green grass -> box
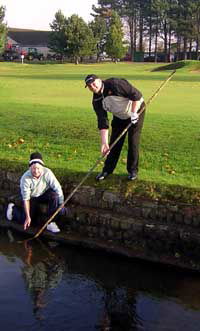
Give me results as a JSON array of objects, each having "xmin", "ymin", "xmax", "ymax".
[
  {"xmin": 0, "ymin": 61, "xmax": 199, "ymax": 203},
  {"xmin": 152, "ymin": 59, "xmax": 200, "ymax": 72}
]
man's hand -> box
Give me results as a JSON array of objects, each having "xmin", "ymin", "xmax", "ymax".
[
  {"xmin": 100, "ymin": 129, "xmax": 109, "ymax": 156},
  {"xmin": 24, "ymin": 216, "xmax": 31, "ymax": 230},
  {"xmin": 131, "ymin": 112, "xmax": 139, "ymax": 124},
  {"xmin": 101, "ymin": 143, "xmax": 110, "ymax": 156}
]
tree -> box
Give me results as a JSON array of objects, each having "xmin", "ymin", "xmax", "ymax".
[
  {"xmin": 121, "ymin": 0, "xmax": 139, "ymax": 61},
  {"xmin": 89, "ymin": 16, "xmax": 107, "ymax": 61},
  {"xmin": 173, "ymin": 0, "xmax": 197, "ymax": 60},
  {"xmin": 0, "ymin": 6, "xmax": 7, "ymax": 54},
  {"xmin": 193, "ymin": 0, "xmax": 200, "ymax": 60},
  {"xmin": 49, "ymin": 10, "xmax": 68, "ymax": 58},
  {"xmin": 65, "ymin": 15, "xmax": 96, "ymax": 64},
  {"xmin": 105, "ymin": 11, "xmax": 127, "ymax": 61},
  {"xmin": 92, "ymin": 0, "xmax": 138, "ymax": 60}
]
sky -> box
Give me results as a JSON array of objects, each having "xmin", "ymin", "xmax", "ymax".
[{"xmin": 1, "ymin": 0, "xmax": 98, "ymax": 30}]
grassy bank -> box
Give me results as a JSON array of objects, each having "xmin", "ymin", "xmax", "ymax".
[{"xmin": 0, "ymin": 61, "xmax": 199, "ymax": 202}]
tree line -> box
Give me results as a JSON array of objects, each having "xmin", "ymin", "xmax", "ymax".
[
  {"xmin": 93, "ymin": 0, "xmax": 200, "ymax": 61},
  {"xmin": 49, "ymin": 0, "xmax": 200, "ymax": 62},
  {"xmin": 48, "ymin": 9, "xmax": 126, "ymax": 63},
  {"xmin": 1, "ymin": 1, "xmax": 200, "ymax": 62}
]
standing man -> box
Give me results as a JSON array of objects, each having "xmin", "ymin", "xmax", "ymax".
[
  {"xmin": 85, "ymin": 74, "xmax": 145, "ymax": 181},
  {"xmin": 6, "ymin": 152, "xmax": 67, "ymax": 233}
]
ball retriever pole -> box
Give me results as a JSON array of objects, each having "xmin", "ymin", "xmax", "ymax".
[{"xmin": 20, "ymin": 70, "xmax": 176, "ymax": 243}]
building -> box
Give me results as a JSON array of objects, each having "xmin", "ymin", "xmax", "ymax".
[{"xmin": 6, "ymin": 28, "xmax": 52, "ymax": 57}]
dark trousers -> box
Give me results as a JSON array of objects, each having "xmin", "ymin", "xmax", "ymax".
[
  {"xmin": 13, "ymin": 189, "xmax": 62, "ymax": 225},
  {"xmin": 103, "ymin": 110, "xmax": 145, "ymax": 174}
]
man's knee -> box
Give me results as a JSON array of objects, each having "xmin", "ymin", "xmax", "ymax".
[
  {"xmin": 42, "ymin": 189, "xmax": 59, "ymax": 202},
  {"xmin": 49, "ymin": 190, "xmax": 59, "ymax": 202}
]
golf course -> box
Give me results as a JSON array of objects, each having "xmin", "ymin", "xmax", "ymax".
[{"xmin": 0, "ymin": 60, "xmax": 199, "ymax": 202}]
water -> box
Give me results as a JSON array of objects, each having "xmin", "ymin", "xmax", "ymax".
[{"xmin": 1, "ymin": 228, "xmax": 200, "ymax": 331}]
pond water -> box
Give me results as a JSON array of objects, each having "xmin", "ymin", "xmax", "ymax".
[{"xmin": 1, "ymin": 228, "xmax": 200, "ymax": 331}]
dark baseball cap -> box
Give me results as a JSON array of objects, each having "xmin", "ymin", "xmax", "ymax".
[{"xmin": 85, "ymin": 74, "xmax": 99, "ymax": 87}]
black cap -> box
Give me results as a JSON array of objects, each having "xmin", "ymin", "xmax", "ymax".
[
  {"xmin": 85, "ymin": 74, "xmax": 98, "ymax": 87},
  {"xmin": 29, "ymin": 152, "xmax": 44, "ymax": 167}
]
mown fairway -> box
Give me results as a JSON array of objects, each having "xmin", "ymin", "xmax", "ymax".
[{"xmin": 0, "ymin": 61, "xmax": 199, "ymax": 196}]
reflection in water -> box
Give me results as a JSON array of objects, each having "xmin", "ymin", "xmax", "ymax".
[
  {"xmin": 99, "ymin": 288, "xmax": 143, "ymax": 331},
  {"xmin": 1, "ymin": 228, "xmax": 200, "ymax": 330},
  {"xmin": 22, "ymin": 240, "xmax": 65, "ymax": 321}
]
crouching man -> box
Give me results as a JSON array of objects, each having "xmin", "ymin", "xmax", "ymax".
[{"xmin": 6, "ymin": 152, "xmax": 67, "ymax": 233}]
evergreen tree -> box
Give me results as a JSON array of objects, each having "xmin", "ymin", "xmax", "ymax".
[
  {"xmin": 92, "ymin": 0, "xmax": 139, "ymax": 60},
  {"xmin": 89, "ymin": 16, "xmax": 107, "ymax": 61},
  {"xmin": 175, "ymin": 1, "xmax": 194, "ymax": 60},
  {"xmin": 0, "ymin": 6, "xmax": 7, "ymax": 54},
  {"xmin": 65, "ymin": 15, "xmax": 96, "ymax": 64},
  {"xmin": 49, "ymin": 10, "xmax": 68, "ymax": 58},
  {"xmin": 105, "ymin": 11, "xmax": 127, "ymax": 61},
  {"xmin": 193, "ymin": 0, "xmax": 200, "ymax": 59},
  {"xmin": 123, "ymin": 1, "xmax": 138, "ymax": 60}
]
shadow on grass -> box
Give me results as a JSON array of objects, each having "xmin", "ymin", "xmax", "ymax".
[
  {"xmin": 0, "ymin": 74, "xmax": 83, "ymax": 81},
  {"xmin": 152, "ymin": 60, "xmax": 200, "ymax": 73},
  {"xmin": 152, "ymin": 61, "xmax": 186, "ymax": 71},
  {"xmin": 1, "ymin": 72, "xmax": 200, "ymax": 83}
]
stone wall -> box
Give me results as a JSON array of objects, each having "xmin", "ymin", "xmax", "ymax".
[{"xmin": 1, "ymin": 169, "xmax": 200, "ymax": 272}]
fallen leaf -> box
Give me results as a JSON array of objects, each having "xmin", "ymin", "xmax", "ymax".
[{"xmin": 18, "ymin": 138, "xmax": 25, "ymax": 144}]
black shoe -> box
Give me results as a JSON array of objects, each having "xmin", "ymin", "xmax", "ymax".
[
  {"xmin": 128, "ymin": 172, "xmax": 137, "ymax": 181},
  {"xmin": 96, "ymin": 171, "xmax": 109, "ymax": 181}
]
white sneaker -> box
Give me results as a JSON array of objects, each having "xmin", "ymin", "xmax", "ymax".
[
  {"xmin": 46, "ymin": 222, "xmax": 60, "ymax": 233},
  {"xmin": 6, "ymin": 203, "xmax": 15, "ymax": 221}
]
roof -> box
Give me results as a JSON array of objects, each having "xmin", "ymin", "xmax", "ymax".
[{"xmin": 7, "ymin": 28, "xmax": 51, "ymax": 46}]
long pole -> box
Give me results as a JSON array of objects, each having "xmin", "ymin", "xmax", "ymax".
[{"xmin": 24, "ymin": 70, "xmax": 176, "ymax": 242}]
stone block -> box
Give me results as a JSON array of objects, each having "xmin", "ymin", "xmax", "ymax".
[
  {"xmin": 149, "ymin": 208, "xmax": 157, "ymax": 220},
  {"xmin": 75, "ymin": 212, "xmax": 86, "ymax": 224},
  {"xmin": 193, "ymin": 216, "xmax": 200, "ymax": 227},
  {"xmin": 141, "ymin": 208, "xmax": 151, "ymax": 219},
  {"xmin": 107, "ymin": 229, "xmax": 114, "ymax": 239},
  {"xmin": 99, "ymin": 227, "xmax": 106, "ymax": 239},
  {"xmin": 141, "ymin": 201, "xmax": 158, "ymax": 208},
  {"xmin": 102, "ymin": 191, "xmax": 120, "ymax": 209},
  {"xmin": 110, "ymin": 219, "xmax": 121, "ymax": 230},
  {"xmin": 175, "ymin": 213, "xmax": 183, "ymax": 224},
  {"xmin": 183, "ymin": 216, "xmax": 192, "ymax": 225},
  {"xmin": 179, "ymin": 230, "xmax": 191, "ymax": 242},
  {"xmin": 156, "ymin": 207, "xmax": 167, "ymax": 221},
  {"xmin": 6, "ymin": 172, "xmax": 20, "ymax": 184},
  {"xmin": 122, "ymin": 231, "xmax": 131, "ymax": 241},
  {"xmin": 92, "ymin": 226, "xmax": 98, "ymax": 235},
  {"xmin": 131, "ymin": 222, "xmax": 144, "ymax": 234},
  {"xmin": 166, "ymin": 211, "xmax": 174, "ymax": 223},
  {"xmin": 120, "ymin": 220, "xmax": 132, "ymax": 230},
  {"xmin": 168, "ymin": 205, "xmax": 179, "ymax": 212},
  {"xmin": 127, "ymin": 207, "xmax": 141, "ymax": 218}
]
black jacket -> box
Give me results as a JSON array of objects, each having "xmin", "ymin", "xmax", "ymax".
[{"xmin": 92, "ymin": 78, "xmax": 143, "ymax": 129}]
